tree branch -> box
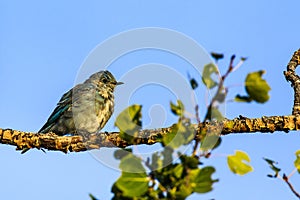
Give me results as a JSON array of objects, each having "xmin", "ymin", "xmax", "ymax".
[
  {"xmin": 284, "ymin": 48, "xmax": 300, "ymax": 115},
  {"xmin": 1, "ymin": 115, "xmax": 300, "ymax": 153},
  {"xmin": 1, "ymin": 49, "xmax": 300, "ymax": 153}
]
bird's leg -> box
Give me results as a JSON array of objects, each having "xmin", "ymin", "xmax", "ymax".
[{"xmin": 77, "ymin": 129, "xmax": 91, "ymax": 141}]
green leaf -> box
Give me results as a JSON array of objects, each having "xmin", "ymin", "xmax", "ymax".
[
  {"xmin": 215, "ymin": 89, "xmax": 227, "ymax": 103},
  {"xmin": 263, "ymin": 157, "xmax": 281, "ymax": 177},
  {"xmin": 179, "ymin": 154, "xmax": 200, "ymax": 169},
  {"xmin": 89, "ymin": 194, "xmax": 98, "ymax": 200},
  {"xmin": 206, "ymin": 107, "xmax": 224, "ymax": 121},
  {"xmin": 115, "ymin": 154, "xmax": 148, "ymax": 197},
  {"xmin": 162, "ymin": 122, "xmax": 194, "ymax": 149},
  {"xmin": 162, "ymin": 146, "xmax": 174, "ymax": 167},
  {"xmin": 119, "ymin": 153, "xmax": 146, "ymax": 173},
  {"xmin": 211, "ymin": 107, "xmax": 224, "ymax": 120},
  {"xmin": 115, "ymin": 104, "xmax": 142, "ymax": 142},
  {"xmin": 150, "ymin": 152, "xmax": 163, "ymax": 171},
  {"xmin": 202, "ymin": 63, "xmax": 219, "ymax": 89},
  {"xmin": 212, "ymin": 137, "xmax": 222, "ymax": 150},
  {"xmin": 173, "ymin": 164, "xmax": 184, "ymax": 178},
  {"xmin": 189, "ymin": 77, "xmax": 199, "ymax": 90},
  {"xmin": 191, "ymin": 166, "xmax": 218, "ymax": 193},
  {"xmin": 294, "ymin": 150, "xmax": 300, "ymax": 173},
  {"xmin": 114, "ymin": 149, "xmax": 132, "ymax": 160},
  {"xmin": 234, "ymin": 95, "xmax": 252, "ymax": 102},
  {"xmin": 201, "ymin": 135, "xmax": 222, "ymax": 152},
  {"xmin": 227, "ymin": 150, "xmax": 253, "ymax": 175},
  {"xmin": 210, "ymin": 52, "xmax": 224, "ymax": 61},
  {"xmin": 176, "ymin": 182, "xmax": 193, "ymax": 199},
  {"xmin": 241, "ymin": 57, "xmax": 247, "ymax": 61},
  {"xmin": 200, "ymin": 133, "xmax": 221, "ymax": 151},
  {"xmin": 245, "ymin": 70, "xmax": 271, "ymax": 103},
  {"xmin": 116, "ymin": 172, "xmax": 148, "ymax": 197},
  {"xmin": 179, "ymin": 121, "xmax": 195, "ymax": 145},
  {"xmin": 170, "ymin": 100, "xmax": 184, "ymax": 117},
  {"xmin": 162, "ymin": 126, "xmax": 184, "ymax": 149}
]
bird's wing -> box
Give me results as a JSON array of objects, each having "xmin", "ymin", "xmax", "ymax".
[{"xmin": 38, "ymin": 88, "xmax": 73, "ymax": 133}]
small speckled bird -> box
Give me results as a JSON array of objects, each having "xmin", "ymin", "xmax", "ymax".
[{"xmin": 39, "ymin": 70, "xmax": 123, "ymax": 136}]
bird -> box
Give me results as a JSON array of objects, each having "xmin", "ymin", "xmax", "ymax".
[{"xmin": 39, "ymin": 70, "xmax": 123, "ymax": 136}]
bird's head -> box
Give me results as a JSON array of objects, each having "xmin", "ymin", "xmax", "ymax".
[{"xmin": 86, "ymin": 70, "xmax": 123, "ymax": 90}]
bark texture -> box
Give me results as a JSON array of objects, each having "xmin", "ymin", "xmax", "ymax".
[{"xmin": 1, "ymin": 115, "xmax": 299, "ymax": 153}]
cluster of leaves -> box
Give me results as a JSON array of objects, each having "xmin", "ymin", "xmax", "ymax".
[
  {"xmin": 111, "ymin": 102, "xmax": 218, "ymax": 199},
  {"xmin": 208, "ymin": 53, "xmax": 271, "ymax": 106},
  {"xmin": 112, "ymin": 149, "xmax": 218, "ymax": 199},
  {"xmin": 263, "ymin": 151, "xmax": 300, "ymax": 198},
  {"xmin": 105, "ymin": 53, "xmax": 271, "ymax": 199},
  {"xmin": 264, "ymin": 150, "xmax": 300, "ymax": 178}
]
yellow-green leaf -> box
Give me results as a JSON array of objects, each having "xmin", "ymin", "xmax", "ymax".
[
  {"xmin": 89, "ymin": 194, "xmax": 98, "ymax": 200},
  {"xmin": 173, "ymin": 164, "xmax": 184, "ymax": 178},
  {"xmin": 170, "ymin": 100, "xmax": 184, "ymax": 117},
  {"xmin": 162, "ymin": 122, "xmax": 193, "ymax": 149},
  {"xmin": 202, "ymin": 63, "xmax": 219, "ymax": 89},
  {"xmin": 200, "ymin": 134, "xmax": 221, "ymax": 151},
  {"xmin": 210, "ymin": 107, "xmax": 224, "ymax": 120},
  {"xmin": 115, "ymin": 154, "xmax": 148, "ymax": 197},
  {"xmin": 245, "ymin": 70, "xmax": 271, "ymax": 103},
  {"xmin": 115, "ymin": 104, "xmax": 142, "ymax": 142},
  {"xmin": 294, "ymin": 150, "xmax": 300, "ymax": 173},
  {"xmin": 162, "ymin": 125, "xmax": 184, "ymax": 149},
  {"xmin": 227, "ymin": 150, "xmax": 253, "ymax": 175}
]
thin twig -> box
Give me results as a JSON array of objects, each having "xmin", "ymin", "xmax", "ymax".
[
  {"xmin": 192, "ymin": 105, "xmax": 201, "ymax": 156},
  {"xmin": 193, "ymin": 55, "xmax": 235, "ymax": 156},
  {"xmin": 283, "ymin": 174, "xmax": 300, "ymax": 199}
]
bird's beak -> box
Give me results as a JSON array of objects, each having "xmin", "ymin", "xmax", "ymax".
[{"xmin": 116, "ymin": 81, "xmax": 124, "ymax": 85}]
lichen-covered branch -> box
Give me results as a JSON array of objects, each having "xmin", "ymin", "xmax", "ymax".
[
  {"xmin": 1, "ymin": 115, "xmax": 300, "ymax": 153},
  {"xmin": 284, "ymin": 48, "xmax": 300, "ymax": 115}
]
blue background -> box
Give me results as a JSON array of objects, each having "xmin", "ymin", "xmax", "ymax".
[{"xmin": 1, "ymin": 1, "xmax": 300, "ymax": 199}]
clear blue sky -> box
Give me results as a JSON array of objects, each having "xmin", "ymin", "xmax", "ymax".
[{"xmin": 1, "ymin": 1, "xmax": 300, "ymax": 200}]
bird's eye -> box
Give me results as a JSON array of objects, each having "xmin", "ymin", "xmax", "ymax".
[{"xmin": 102, "ymin": 78, "xmax": 108, "ymax": 84}]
